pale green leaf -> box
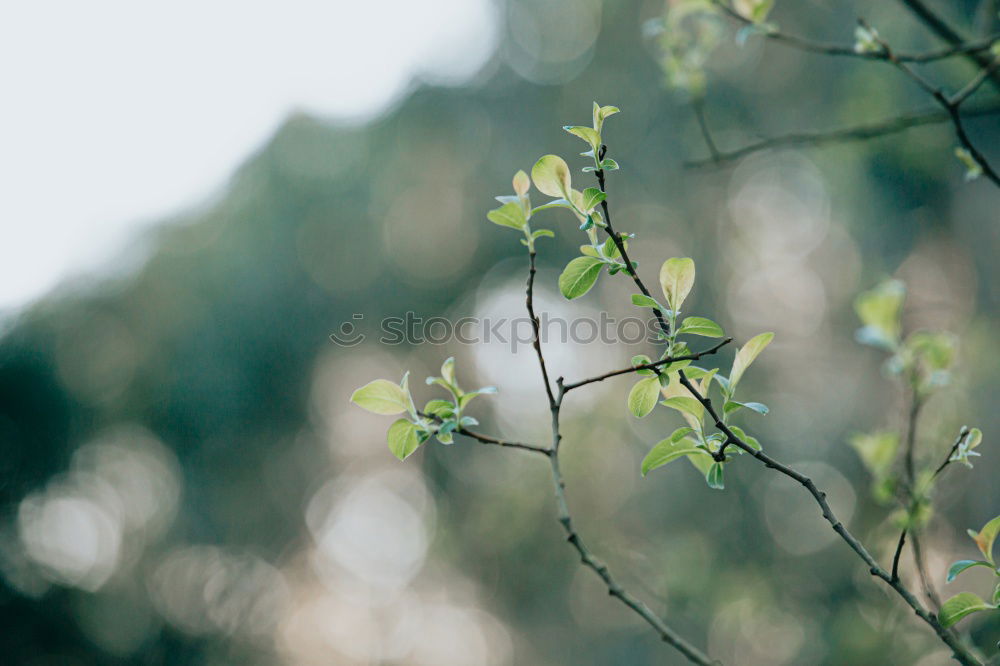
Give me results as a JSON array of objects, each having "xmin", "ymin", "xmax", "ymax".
[
  {"xmin": 628, "ymin": 376, "xmax": 661, "ymax": 418},
  {"xmin": 970, "ymin": 515, "xmax": 1000, "ymax": 564},
  {"xmin": 631, "ymin": 293, "xmax": 665, "ymax": 310},
  {"xmin": 659, "ymin": 258, "xmax": 696, "ymax": 311},
  {"xmin": 678, "ymin": 316, "xmax": 724, "ymax": 338},
  {"xmin": 939, "ymin": 592, "xmax": 993, "ymax": 627},
  {"xmin": 854, "ymin": 280, "xmax": 905, "ymax": 350},
  {"xmin": 660, "ymin": 396, "xmax": 704, "ymax": 422},
  {"xmin": 351, "ymin": 379, "xmax": 409, "ymax": 415},
  {"xmin": 387, "ymin": 418, "xmax": 422, "ymax": 461},
  {"xmin": 642, "ymin": 436, "xmax": 705, "ymax": 475},
  {"xmin": 487, "ymin": 202, "xmax": 527, "ymax": 230},
  {"xmin": 531, "ymin": 154, "xmax": 572, "ymax": 198},
  {"xmin": 512, "ymin": 169, "xmax": 530, "ymax": 197},
  {"xmin": 559, "ymin": 256, "xmax": 603, "ymax": 300},
  {"xmin": 581, "ymin": 187, "xmax": 606, "ymax": 212},
  {"xmin": 946, "ymin": 559, "xmax": 993, "ymax": 583},
  {"xmin": 729, "ymin": 332, "xmax": 774, "ymax": 390},
  {"xmin": 563, "ymin": 125, "xmax": 601, "ymax": 150}
]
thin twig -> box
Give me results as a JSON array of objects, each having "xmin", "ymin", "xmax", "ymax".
[
  {"xmin": 418, "ymin": 412, "xmax": 551, "ymax": 455},
  {"xmin": 685, "ymin": 103, "xmax": 1000, "ymax": 168},
  {"xmin": 520, "ymin": 235, "xmax": 716, "ymax": 664},
  {"xmin": 712, "ymin": 0, "xmax": 1000, "ymax": 64},
  {"xmin": 563, "ymin": 338, "xmax": 732, "ymax": 392},
  {"xmin": 865, "ymin": 19, "xmax": 1000, "ymax": 187},
  {"xmin": 897, "ymin": 0, "xmax": 1000, "ymax": 90}
]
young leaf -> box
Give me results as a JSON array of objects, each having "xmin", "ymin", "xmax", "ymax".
[
  {"xmin": 706, "ymin": 462, "xmax": 725, "ymax": 490},
  {"xmin": 440, "ymin": 357, "xmax": 456, "ymax": 386},
  {"xmin": 729, "ymin": 332, "xmax": 774, "ymax": 390},
  {"xmin": 559, "ymin": 256, "xmax": 604, "ymax": 300},
  {"xmin": 532, "ymin": 229, "xmax": 555, "ymax": 240},
  {"xmin": 632, "ymin": 354, "xmax": 655, "ymax": 376},
  {"xmin": 600, "ymin": 158, "xmax": 619, "ymax": 170},
  {"xmin": 423, "ymin": 399, "xmax": 454, "ymax": 418},
  {"xmin": 628, "ymin": 376, "xmax": 661, "ymax": 418},
  {"xmin": 563, "ymin": 125, "xmax": 601, "ymax": 151},
  {"xmin": 387, "ymin": 418, "xmax": 422, "ymax": 461},
  {"xmin": 631, "ymin": 294, "xmax": 665, "ymax": 310},
  {"xmin": 581, "ymin": 187, "xmax": 606, "ymax": 212},
  {"xmin": 677, "ymin": 316, "xmax": 724, "ymax": 338},
  {"xmin": 642, "ymin": 434, "xmax": 705, "ymax": 476},
  {"xmin": 946, "ymin": 560, "xmax": 993, "ymax": 583},
  {"xmin": 939, "ymin": 592, "xmax": 993, "ymax": 627},
  {"xmin": 854, "ymin": 280, "xmax": 905, "ymax": 350},
  {"xmin": 351, "ymin": 379, "xmax": 410, "ymax": 415},
  {"xmin": 487, "ymin": 202, "xmax": 527, "ymax": 230},
  {"xmin": 512, "ymin": 169, "xmax": 531, "ymax": 197},
  {"xmin": 531, "ymin": 154, "xmax": 572, "ymax": 198},
  {"xmin": 660, "ymin": 396, "xmax": 704, "ymax": 422},
  {"xmin": 968, "ymin": 515, "xmax": 1000, "ymax": 564},
  {"xmin": 659, "ymin": 258, "xmax": 696, "ymax": 311},
  {"xmin": 724, "ymin": 400, "xmax": 769, "ymax": 415}
]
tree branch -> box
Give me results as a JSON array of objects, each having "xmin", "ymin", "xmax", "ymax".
[
  {"xmin": 685, "ymin": 103, "xmax": 1000, "ymax": 168},
  {"xmin": 562, "ymin": 338, "xmax": 732, "ymax": 392},
  {"xmin": 897, "ymin": 0, "xmax": 1000, "ymax": 91},
  {"xmin": 519, "ymin": 237, "xmax": 716, "ymax": 664},
  {"xmin": 713, "ymin": 0, "xmax": 1000, "ymax": 64},
  {"xmin": 589, "ymin": 148, "xmax": 983, "ymax": 665}
]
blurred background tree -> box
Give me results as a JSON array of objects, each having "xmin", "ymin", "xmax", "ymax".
[{"xmin": 0, "ymin": 1, "xmax": 998, "ymax": 664}]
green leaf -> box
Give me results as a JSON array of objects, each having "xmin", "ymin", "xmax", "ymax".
[
  {"xmin": 946, "ymin": 560, "xmax": 993, "ymax": 583},
  {"xmin": 939, "ymin": 592, "xmax": 993, "ymax": 627},
  {"xmin": 532, "ymin": 229, "xmax": 555, "ymax": 240},
  {"xmin": 387, "ymin": 418, "xmax": 422, "ymax": 461},
  {"xmin": 631, "ymin": 294, "xmax": 665, "ymax": 310},
  {"xmin": 848, "ymin": 431, "xmax": 899, "ymax": 479},
  {"xmin": 707, "ymin": 462, "xmax": 725, "ymax": 490},
  {"xmin": 559, "ymin": 256, "xmax": 604, "ymax": 300},
  {"xmin": 581, "ymin": 187, "xmax": 606, "ymax": 212},
  {"xmin": 563, "ymin": 125, "xmax": 601, "ymax": 151},
  {"xmin": 512, "ymin": 169, "xmax": 530, "ymax": 197},
  {"xmin": 854, "ymin": 280, "xmax": 905, "ymax": 350},
  {"xmin": 531, "ymin": 198, "xmax": 573, "ymax": 214},
  {"xmin": 532, "ymin": 154, "xmax": 572, "ymax": 198},
  {"xmin": 660, "ymin": 396, "xmax": 704, "ymax": 422},
  {"xmin": 487, "ymin": 201, "xmax": 527, "ymax": 230},
  {"xmin": 632, "ymin": 354, "xmax": 655, "ymax": 376},
  {"xmin": 440, "ymin": 357, "xmax": 456, "ymax": 386},
  {"xmin": 659, "ymin": 258, "xmax": 696, "ymax": 311},
  {"xmin": 600, "ymin": 158, "xmax": 619, "ymax": 170},
  {"xmin": 993, "ymin": 582, "xmax": 1000, "ymax": 606},
  {"xmin": 351, "ymin": 379, "xmax": 410, "ymax": 415},
  {"xmin": 969, "ymin": 515, "xmax": 1000, "ymax": 564},
  {"xmin": 677, "ymin": 316, "xmax": 724, "ymax": 338},
  {"xmin": 642, "ymin": 433, "xmax": 705, "ymax": 476},
  {"xmin": 628, "ymin": 376, "xmax": 661, "ymax": 418},
  {"xmin": 724, "ymin": 400, "xmax": 769, "ymax": 415},
  {"xmin": 457, "ymin": 386, "xmax": 497, "ymax": 409},
  {"xmin": 423, "ymin": 399, "xmax": 454, "ymax": 418},
  {"xmin": 729, "ymin": 332, "xmax": 774, "ymax": 391}
]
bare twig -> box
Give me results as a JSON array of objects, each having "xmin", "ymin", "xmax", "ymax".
[
  {"xmin": 897, "ymin": 0, "xmax": 1000, "ymax": 90},
  {"xmin": 685, "ymin": 103, "xmax": 1000, "ymax": 168},
  {"xmin": 712, "ymin": 0, "xmax": 999, "ymax": 64},
  {"xmin": 521, "ymin": 228, "xmax": 717, "ymax": 664},
  {"xmin": 863, "ymin": 19, "xmax": 1000, "ymax": 187},
  {"xmin": 563, "ymin": 338, "xmax": 732, "ymax": 392}
]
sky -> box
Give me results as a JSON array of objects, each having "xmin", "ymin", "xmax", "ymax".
[{"xmin": 0, "ymin": 0, "xmax": 498, "ymax": 311}]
